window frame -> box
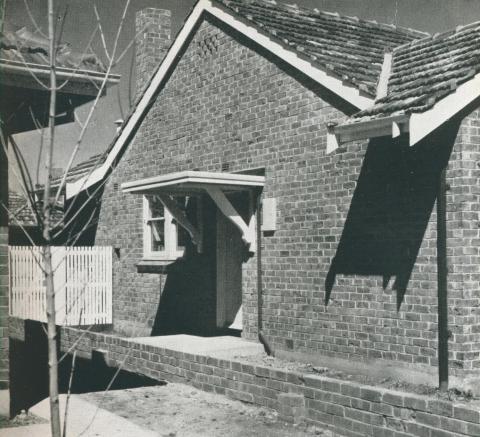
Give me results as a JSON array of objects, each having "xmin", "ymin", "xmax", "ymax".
[{"xmin": 142, "ymin": 195, "xmax": 185, "ymax": 261}]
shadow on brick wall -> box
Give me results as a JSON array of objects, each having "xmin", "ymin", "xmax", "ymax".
[
  {"xmin": 325, "ymin": 122, "xmax": 459, "ymax": 310},
  {"xmin": 151, "ymin": 196, "xmax": 218, "ymax": 336},
  {"xmin": 151, "ymin": 193, "xmax": 252, "ymax": 337},
  {"xmin": 151, "ymin": 253, "xmax": 217, "ymax": 336}
]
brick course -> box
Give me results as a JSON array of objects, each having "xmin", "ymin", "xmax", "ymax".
[
  {"xmin": 135, "ymin": 8, "xmax": 171, "ymax": 98},
  {"xmin": 94, "ymin": 14, "xmax": 480, "ymax": 377},
  {"xmin": 58, "ymin": 325, "xmax": 480, "ymax": 437}
]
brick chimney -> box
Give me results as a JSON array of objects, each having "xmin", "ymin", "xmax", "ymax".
[{"xmin": 135, "ymin": 8, "xmax": 171, "ymax": 98}]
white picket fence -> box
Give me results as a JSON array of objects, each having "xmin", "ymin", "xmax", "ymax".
[{"xmin": 9, "ymin": 246, "xmax": 112, "ymax": 325}]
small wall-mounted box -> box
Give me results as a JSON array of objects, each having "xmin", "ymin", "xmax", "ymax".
[{"xmin": 261, "ymin": 197, "xmax": 277, "ymax": 232}]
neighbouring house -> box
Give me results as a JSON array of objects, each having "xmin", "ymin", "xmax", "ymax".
[
  {"xmin": 62, "ymin": 0, "xmax": 480, "ymax": 389},
  {"xmin": 8, "ymin": 190, "xmax": 45, "ymax": 245},
  {"xmin": 0, "ymin": 20, "xmax": 119, "ymax": 414}
]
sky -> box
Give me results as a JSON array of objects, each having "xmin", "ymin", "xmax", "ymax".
[{"xmin": 6, "ymin": 0, "xmax": 480, "ymax": 191}]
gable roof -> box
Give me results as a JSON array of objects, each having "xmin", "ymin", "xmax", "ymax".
[
  {"xmin": 66, "ymin": 0, "xmax": 428, "ymax": 199},
  {"xmin": 50, "ymin": 154, "xmax": 104, "ymax": 191},
  {"xmin": 216, "ymin": 0, "xmax": 426, "ymax": 97},
  {"xmin": 353, "ymin": 21, "xmax": 480, "ymax": 121},
  {"xmin": 329, "ymin": 20, "xmax": 480, "ymax": 150}
]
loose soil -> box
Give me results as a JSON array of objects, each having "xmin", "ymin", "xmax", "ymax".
[
  {"xmin": 234, "ymin": 353, "xmax": 480, "ymax": 405},
  {"xmin": 82, "ymin": 383, "xmax": 331, "ymax": 437}
]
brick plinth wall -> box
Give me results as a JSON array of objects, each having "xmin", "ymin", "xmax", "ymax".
[
  {"xmin": 94, "ymin": 12, "xmax": 480, "ymax": 377},
  {"xmin": 59, "ymin": 326, "xmax": 480, "ymax": 437}
]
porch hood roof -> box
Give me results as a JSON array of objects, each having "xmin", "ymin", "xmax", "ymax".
[{"xmin": 121, "ymin": 171, "xmax": 265, "ymax": 194}]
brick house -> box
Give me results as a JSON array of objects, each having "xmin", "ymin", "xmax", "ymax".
[{"xmin": 66, "ymin": 0, "xmax": 480, "ymax": 386}]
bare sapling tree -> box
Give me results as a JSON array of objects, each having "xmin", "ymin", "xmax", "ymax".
[{"xmin": 0, "ymin": 0, "xmax": 146, "ymax": 435}]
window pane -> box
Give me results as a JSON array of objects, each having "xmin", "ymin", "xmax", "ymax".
[
  {"xmin": 147, "ymin": 195, "xmax": 165, "ymax": 253},
  {"xmin": 150, "ymin": 220, "xmax": 165, "ymax": 251},
  {"xmin": 148, "ymin": 195, "xmax": 164, "ymax": 219}
]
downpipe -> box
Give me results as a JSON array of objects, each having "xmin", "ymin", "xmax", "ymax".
[{"xmin": 256, "ymin": 193, "xmax": 274, "ymax": 356}]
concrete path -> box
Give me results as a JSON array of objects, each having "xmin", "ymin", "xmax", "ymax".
[
  {"xmin": 0, "ymin": 394, "xmax": 159, "ymax": 437},
  {"xmin": 133, "ymin": 334, "xmax": 264, "ymax": 359}
]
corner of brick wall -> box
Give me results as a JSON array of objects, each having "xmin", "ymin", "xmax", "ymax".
[{"xmin": 446, "ymin": 108, "xmax": 480, "ymax": 374}]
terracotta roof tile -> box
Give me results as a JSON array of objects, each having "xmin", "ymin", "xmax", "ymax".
[
  {"xmin": 8, "ymin": 190, "xmax": 64, "ymax": 228},
  {"xmin": 0, "ymin": 26, "xmax": 106, "ymax": 73},
  {"xmin": 50, "ymin": 154, "xmax": 104, "ymax": 189},
  {"xmin": 215, "ymin": 0, "xmax": 427, "ymax": 96},
  {"xmin": 66, "ymin": 0, "xmax": 430, "ymax": 194},
  {"xmin": 8, "ymin": 191, "xmax": 37, "ymax": 226},
  {"xmin": 352, "ymin": 21, "xmax": 480, "ymax": 120}
]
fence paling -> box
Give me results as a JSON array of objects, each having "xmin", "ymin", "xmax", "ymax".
[{"xmin": 9, "ymin": 246, "xmax": 112, "ymax": 325}]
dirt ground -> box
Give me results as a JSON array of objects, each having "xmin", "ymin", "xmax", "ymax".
[
  {"xmin": 0, "ymin": 411, "xmax": 47, "ymax": 429},
  {"xmin": 235, "ymin": 353, "xmax": 480, "ymax": 404},
  {"xmin": 82, "ymin": 383, "xmax": 331, "ymax": 437}
]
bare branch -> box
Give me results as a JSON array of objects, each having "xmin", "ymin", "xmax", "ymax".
[
  {"xmin": 77, "ymin": 305, "xmax": 157, "ymax": 437},
  {"xmin": 0, "ymin": 201, "xmax": 38, "ymax": 247},
  {"xmin": 73, "ymin": 109, "xmax": 85, "ymax": 131},
  {"xmin": 52, "ymin": 176, "xmax": 106, "ymax": 236},
  {"xmin": 62, "ymin": 349, "xmax": 77, "ymax": 437},
  {"xmin": 23, "ymin": 0, "xmax": 48, "ymax": 39},
  {"xmin": 52, "ymin": 0, "xmax": 131, "ymax": 207},
  {"xmin": 27, "ymin": 106, "xmax": 48, "ymax": 187},
  {"xmin": 55, "ymin": 25, "xmax": 100, "ymax": 91},
  {"xmin": 6, "ymin": 47, "xmax": 51, "ymax": 90},
  {"xmin": 0, "ymin": 129, "xmax": 41, "ymax": 229},
  {"xmin": 93, "ymin": 2, "xmax": 111, "ymax": 62},
  {"xmin": 111, "ymin": 22, "xmax": 148, "ymax": 67},
  {"xmin": 55, "ymin": 1, "xmax": 69, "ymax": 52},
  {"xmin": 8, "ymin": 134, "xmax": 43, "ymax": 226}
]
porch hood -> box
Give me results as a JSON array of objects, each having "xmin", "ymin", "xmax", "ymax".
[
  {"xmin": 121, "ymin": 171, "xmax": 265, "ymax": 253},
  {"xmin": 121, "ymin": 170, "xmax": 265, "ymax": 194}
]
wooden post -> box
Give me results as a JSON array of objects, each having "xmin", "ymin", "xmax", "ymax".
[{"xmin": 437, "ymin": 167, "xmax": 449, "ymax": 392}]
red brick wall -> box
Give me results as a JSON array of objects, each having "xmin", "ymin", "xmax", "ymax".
[
  {"xmin": 95, "ymin": 15, "xmax": 480, "ymax": 376},
  {"xmin": 448, "ymin": 108, "xmax": 480, "ymax": 374}
]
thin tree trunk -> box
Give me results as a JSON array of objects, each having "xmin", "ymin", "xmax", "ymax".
[{"xmin": 44, "ymin": 0, "xmax": 61, "ymax": 435}]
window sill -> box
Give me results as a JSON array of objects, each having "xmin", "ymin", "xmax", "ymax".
[{"xmin": 136, "ymin": 258, "xmax": 176, "ymax": 274}]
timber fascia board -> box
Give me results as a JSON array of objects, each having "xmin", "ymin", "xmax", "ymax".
[
  {"xmin": 327, "ymin": 71, "xmax": 480, "ymax": 153},
  {"xmin": 66, "ymin": 0, "xmax": 375, "ymax": 199},
  {"xmin": 0, "ymin": 60, "xmax": 121, "ymax": 85}
]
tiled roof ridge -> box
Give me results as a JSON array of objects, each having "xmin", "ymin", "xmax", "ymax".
[
  {"xmin": 350, "ymin": 17, "xmax": 480, "ymax": 121},
  {"xmin": 392, "ymin": 19, "xmax": 480, "ymax": 55},
  {"xmin": 221, "ymin": 0, "xmax": 429, "ymax": 39}
]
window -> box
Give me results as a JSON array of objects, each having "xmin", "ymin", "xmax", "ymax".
[{"xmin": 143, "ymin": 195, "xmax": 190, "ymax": 260}]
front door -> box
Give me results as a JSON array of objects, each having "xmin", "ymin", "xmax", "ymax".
[{"xmin": 216, "ymin": 207, "xmax": 243, "ymax": 331}]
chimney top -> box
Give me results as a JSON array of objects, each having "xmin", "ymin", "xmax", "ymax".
[{"xmin": 135, "ymin": 8, "xmax": 172, "ymax": 99}]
